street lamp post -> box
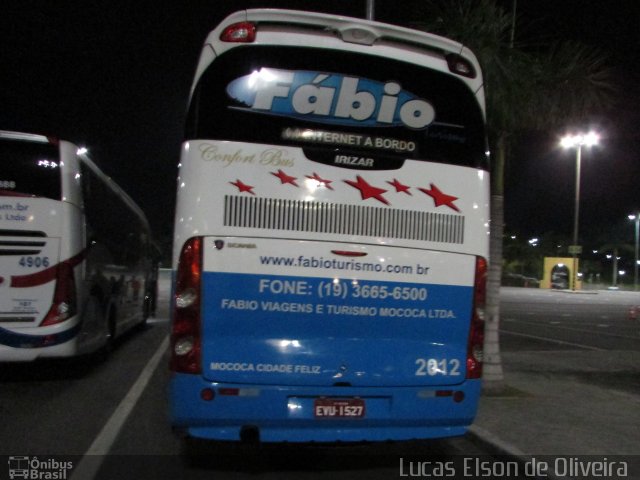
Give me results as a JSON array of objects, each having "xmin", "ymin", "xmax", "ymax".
[
  {"xmin": 629, "ymin": 213, "xmax": 640, "ymax": 291},
  {"xmin": 560, "ymin": 132, "xmax": 599, "ymax": 291}
]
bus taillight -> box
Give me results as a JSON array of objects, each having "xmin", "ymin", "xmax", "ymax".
[
  {"xmin": 467, "ymin": 256, "xmax": 487, "ymax": 379},
  {"xmin": 446, "ymin": 54, "xmax": 477, "ymax": 79},
  {"xmin": 220, "ymin": 22, "xmax": 256, "ymax": 43},
  {"xmin": 170, "ymin": 236, "xmax": 203, "ymax": 374},
  {"xmin": 40, "ymin": 262, "xmax": 77, "ymax": 326}
]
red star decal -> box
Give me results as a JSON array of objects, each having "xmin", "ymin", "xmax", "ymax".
[
  {"xmin": 418, "ymin": 183, "xmax": 460, "ymax": 212},
  {"xmin": 271, "ymin": 169, "xmax": 299, "ymax": 187},
  {"xmin": 306, "ymin": 172, "xmax": 334, "ymax": 190},
  {"xmin": 230, "ymin": 179, "xmax": 255, "ymax": 195},
  {"xmin": 387, "ymin": 178, "xmax": 411, "ymax": 195},
  {"xmin": 344, "ymin": 175, "xmax": 390, "ymax": 205}
]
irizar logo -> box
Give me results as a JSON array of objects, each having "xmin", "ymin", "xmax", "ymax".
[
  {"xmin": 335, "ymin": 155, "xmax": 374, "ymax": 167},
  {"xmin": 227, "ymin": 68, "xmax": 436, "ymax": 129}
]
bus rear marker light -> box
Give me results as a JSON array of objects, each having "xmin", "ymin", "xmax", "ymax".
[{"xmin": 220, "ymin": 22, "xmax": 256, "ymax": 43}]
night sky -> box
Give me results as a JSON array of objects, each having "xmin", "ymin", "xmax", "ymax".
[{"xmin": 1, "ymin": 1, "xmax": 639, "ymax": 255}]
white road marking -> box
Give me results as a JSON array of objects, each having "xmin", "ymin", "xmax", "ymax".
[
  {"xmin": 500, "ymin": 330, "xmax": 604, "ymax": 351},
  {"xmin": 504, "ymin": 318, "xmax": 640, "ymax": 340},
  {"xmin": 70, "ymin": 335, "xmax": 169, "ymax": 480},
  {"xmin": 146, "ymin": 317, "xmax": 169, "ymax": 324}
]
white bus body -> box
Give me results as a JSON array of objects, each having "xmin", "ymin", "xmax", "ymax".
[
  {"xmin": 0, "ymin": 131, "xmax": 154, "ymax": 361},
  {"xmin": 170, "ymin": 9, "xmax": 489, "ymax": 442}
]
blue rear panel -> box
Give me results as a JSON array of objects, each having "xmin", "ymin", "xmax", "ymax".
[
  {"xmin": 200, "ymin": 271, "xmax": 472, "ymax": 388},
  {"xmin": 170, "ymin": 237, "xmax": 481, "ymax": 442}
]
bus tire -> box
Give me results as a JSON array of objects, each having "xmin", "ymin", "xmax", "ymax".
[
  {"xmin": 104, "ymin": 304, "xmax": 117, "ymax": 353},
  {"xmin": 84, "ymin": 294, "xmax": 105, "ymax": 327},
  {"xmin": 141, "ymin": 294, "xmax": 151, "ymax": 325}
]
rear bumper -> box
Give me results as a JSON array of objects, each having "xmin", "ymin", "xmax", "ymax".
[
  {"xmin": 0, "ymin": 339, "xmax": 78, "ymax": 362},
  {"xmin": 169, "ymin": 373, "xmax": 481, "ymax": 442},
  {"xmin": 0, "ymin": 318, "xmax": 80, "ymax": 361}
]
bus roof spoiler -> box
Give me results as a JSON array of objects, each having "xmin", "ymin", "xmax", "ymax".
[
  {"xmin": 240, "ymin": 8, "xmax": 466, "ymax": 54},
  {"xmin": 197, "ymin": 9, "xmax": 484, "ymax": 108},
  {"xmin": 0, "ymin": 130, "xmax": 50, "ymax": 144}
]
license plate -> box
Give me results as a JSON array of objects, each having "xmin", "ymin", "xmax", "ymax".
[{"xmin": 314, "ymin": 398, "xmax": 365, "ymax": 418}]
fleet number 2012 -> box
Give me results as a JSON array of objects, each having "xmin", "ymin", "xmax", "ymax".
[{"xmin": 415, "ymin": 358, "xmax": 461, "ymax": 376}]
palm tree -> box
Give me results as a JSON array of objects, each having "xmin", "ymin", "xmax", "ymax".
[
  {"xmin": 598, "ymin": 242, "xmax": 635, "ymax": 288},
  {"xmin": 410, "ymin": 0, "xmax": 616, "ymax": 392}
]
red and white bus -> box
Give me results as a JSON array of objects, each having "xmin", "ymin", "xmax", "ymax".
[{"xmin": 0, "ymin": 131, "xmax": 155, "ymax": 361}]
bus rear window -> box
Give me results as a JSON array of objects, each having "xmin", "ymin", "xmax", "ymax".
[
  {"xmin": 0, "ymin": 139, "xmax": 61, "ymax": 200},
  {"xmin": 186, "ymin": 46, "xmax": 488, "ymax": 170}
]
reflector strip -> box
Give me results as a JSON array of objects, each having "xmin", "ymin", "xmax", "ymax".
[
  {"xmin": 436, "ymin": 390, "xmax": 453, "ymax": 397},
  {"xmin": 224, "ymin": 195, "xmax": 465, "ymax": 244},
  {"xmin": 331, "ymin": 250, "xmax": 367, "ymax": 257}
]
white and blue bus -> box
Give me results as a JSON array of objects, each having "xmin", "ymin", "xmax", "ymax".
[
  {"xmin": 170, "ymin": 9, "xmax": 489, "ymax": 443},
  {"xmin": 0, "ymin": 131, "xmax": 155, "ymax": 361}
]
